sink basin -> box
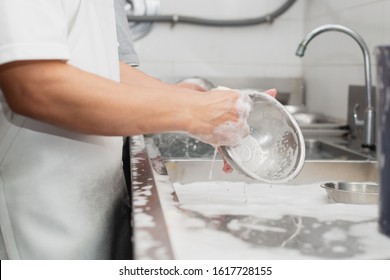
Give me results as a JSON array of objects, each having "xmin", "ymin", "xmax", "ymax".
[
  {"xmin": 163, "ymin": 159, "xmax": 378, "ymax": 211},
  {"xmin": 305, "ymin": 139, "xmax": 369, "ymax": 160},
  {"xmin": 162, "ymin": 159, "xmax": 380, "ymax": 258},
  {"xmin": 140, "ymin": 134, "xmax": 388, "ymax": 260},
  {"xmin": 285, "ymin": 106, "xmax": 347, "ymax": 129},
  {"xmin": 164, "ymin": 159, "xmax": 377, "ymax": 186},
  {"xmin": 152, "ymin": 134, "xmax": 370, "ymax": 161}
]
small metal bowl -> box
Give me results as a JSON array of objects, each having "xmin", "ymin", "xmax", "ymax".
[{"xmin": 321, "ymin": 181, "xmax": 379, "ymax": 204}]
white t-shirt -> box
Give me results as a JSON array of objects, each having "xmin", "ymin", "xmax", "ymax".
[{"xmin": 0, "ymin": 0, "xmax": 126, "ymax": 259}]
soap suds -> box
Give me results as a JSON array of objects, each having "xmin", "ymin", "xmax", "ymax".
[
  {"xmin": 160, "ymin": 179, "xmax": 390, "ymax": 259},
  {"xmin": 190, "ymin": 89, "xmax": 252, "ymax": 147}
]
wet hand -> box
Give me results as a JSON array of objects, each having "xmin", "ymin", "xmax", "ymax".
[
  {"xmin": 191, "ymin": 88, "xmax": 252, "ymax": 147},
  {"xmin": 218, "ymin": 88, "xmax": 277, "ymax": 173}
]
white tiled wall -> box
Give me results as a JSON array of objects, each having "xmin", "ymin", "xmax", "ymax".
[
  {"xmin": 134, "ymin": 0, "xmax": 304, "ymax": 80},
  {"xmin": 302, "ymin": 0, "xmax": 390, "ymax": 120},
  {"xmin": 134, "ymin": 0, "xmax": 390, "ymax": 121}
]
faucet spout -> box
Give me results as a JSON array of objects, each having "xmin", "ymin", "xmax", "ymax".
[
  {"xmin": 295, "ymin": 43, "xmax": 306, "ymax": 57},
  {"xmin": 296, "ymin": 24, "xmax": 375, "ymax": 149}
]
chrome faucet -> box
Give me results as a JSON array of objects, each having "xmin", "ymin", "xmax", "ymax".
[{"xmin": 296, "ymin": 24, "xmax": 375, "ymax": 149}]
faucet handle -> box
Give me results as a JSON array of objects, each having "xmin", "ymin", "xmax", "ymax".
[{"xmin": 354, "ymin": 103, "xmax": 364, "ymax": 128}]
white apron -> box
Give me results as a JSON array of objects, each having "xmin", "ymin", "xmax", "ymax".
[{"xmin": 0, "ymin": 0, "xmax": 126, "ymax": 259}]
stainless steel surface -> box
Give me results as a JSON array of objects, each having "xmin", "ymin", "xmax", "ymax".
[
  {"xmin": 285, "ymin": 105, "xmax": 348, "ymax": 133},
  {"xmin": 347, "ymin": 85, "xmax": 377, "ymax": 139},
  {"xmin": 285, "ymin": 104, "xmax": 325, "ymax": 123},
  {"xmin": 305, "ymin": 139, "xmax": 370, "ymax": 160},
  {"xmin": 220, "ymin": 91, "xmax": 305, "ymax": 183},
  {"xmin": 152, "ymin": 133, "xmax": 371, "ymax": 161},
  {"xmin": 296, "ymin": 24, "xmax": 376, "ymax": 149},
  {"xmin": 292, "ymin": 112, "xmax": 326, "ymax": 125},
  {"xmin": 131, "ymin": 135, "xmax": 390, "ymax": 259},
  {"xmin": 285, "ymin": 105, "xmax": 307, "ymax": 114},
  {"xmin": 130, "ymin": 135, "xmax": 174, "ymax": 260},
  {"xmin": 161, "ymin": 159, "xmax": 382, "ymax": 259},
  {"xmin": 321, "ymin": 182, "xmax": 378, "ymax": 204},
  {"xmin": 164, "ymin": 159, "xmax": 378, "ymax": 186}
]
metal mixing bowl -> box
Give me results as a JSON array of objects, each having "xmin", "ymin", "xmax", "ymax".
[{"xmin": 220, "ymin": 90, "xmax": 306, "ymax": 183}]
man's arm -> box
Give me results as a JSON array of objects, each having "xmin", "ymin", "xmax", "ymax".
[
  {"xmin": 0, "ymin": 60, "xmax": 243, "ymax": 144},
  {"xmin": 119, "ymin": 62, "xmax": 208, "ymax": 91}
]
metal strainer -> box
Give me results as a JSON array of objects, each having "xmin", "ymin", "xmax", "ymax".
[{"xmin": 220, "ymin": 90, "xmax": 305, "ymax": 183}]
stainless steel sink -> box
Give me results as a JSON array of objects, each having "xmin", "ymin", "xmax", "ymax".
[
  {"xmin": 152, "ymin": 134, "xmax": 371, "ymax": 161},
  {"xmin": 286, "ymin": 106, "xmax": 345, "ymax": 126},
  {"xmin": 164, "ymin": 159, "xmax": 377, "ymax": 186},
  {"xmin": 135, "ymin": 135, "xmax": 387, "ymax": 260},
  {"xmin": 304, "ymin": 139, "xmax": 369, "ymax": 160}
]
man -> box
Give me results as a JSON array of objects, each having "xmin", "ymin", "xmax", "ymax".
[{"xmin": 0, "ymin": 0, "xmax": 251, "ymax": 259}]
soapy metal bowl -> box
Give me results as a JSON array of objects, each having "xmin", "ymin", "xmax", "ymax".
[
  {"xmin": 220, "ymin": 91, "xmax": 305, "ymax": 184},
  {"xmin": 321, "ymin": 181, "xmax": 379, "ymax": 204}
]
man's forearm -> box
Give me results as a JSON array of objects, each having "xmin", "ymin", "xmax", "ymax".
[
  {"xmin": 119, "ymin": 62, "xmax": 174, "ymax": 89},
  {"xmin": 0, "ymin": 60, "xmax": 194, "ymax": 136}
]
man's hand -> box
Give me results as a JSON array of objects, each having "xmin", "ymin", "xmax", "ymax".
[{"xmin": 220, "ymin": 88, "xmax": 278, "ymax": 173}]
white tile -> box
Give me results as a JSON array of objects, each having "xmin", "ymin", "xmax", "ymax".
[
  {"xmin": 304, "ymin": 0, "xmax": 385, "ymax": 20},
  {"xmin": 304, "ymin": 64, "xmax": 369, "ymax": 120},
  {"xmin": 220, "ymin": 19, "xmax": 304, "ymax": 64},
  {"xmin": 172, "ymin": 62, "xmax": 223, "ymax": 77},
  {"xmin": 267, "ymin": 0, "xmax": 305, "ymax": 20},
  {"xmin": 303, "ymin": 9, "xmax": 340, "ymax": 33},
  {"xmin": 172, "ymin": 62, "xmax": 267, "ymax": 78},
  {"xmin": 217, "ymin": 0, "xmax": 268, "ymax": 19},
  {"xmin": 135, "ymin": 24, "xmax": 223, "ymax": 63},
  {"xmin": 137, "ymin": 61, "xmax": 174, "ymax": 78},
  {"xmin": 135, "ymin": 0, "xmax": 305, "ymax": 80},
  {"xmin": 301, "ymin": 1, "xmax": 385, "ymax": 66},
  {"xmin": 303, "ymin": 0, "xmax": 334, "ymax": 20},
  {"xmin": 301, "ymin": 0, "xmax": 386, "ymax": 121},
  {"xmin": 265, "ymin": 64, "xmax": 302, "ymax": 77},
  {"xmin": 305, "ymin": 66, "xmax": 348, "ymax": 120},
  {"xmin": 159, "ymin": 0, "xmax": 176, "ymax": 13},
  {"xmin": 327, "ymin": 0, "xmax": 384, "ymax": 11},
  {"xmin": 338, "ymin": 1, "xmax": 385, "ymax": 52}
]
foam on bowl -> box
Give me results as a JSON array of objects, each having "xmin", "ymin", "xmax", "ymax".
[{"xmin": 220, "ymin": 90, "xmax": 305, "ymax": 184}]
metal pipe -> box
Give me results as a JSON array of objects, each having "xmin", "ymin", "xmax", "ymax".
[{"xmin": 127, "ymin": 0, "xmax": 297, "ymax": 27}]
